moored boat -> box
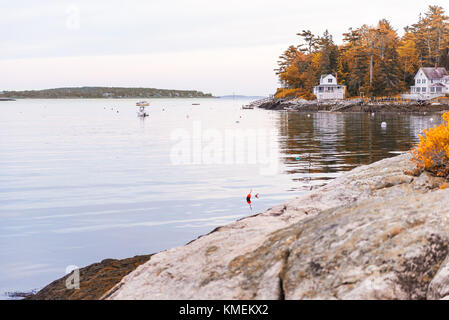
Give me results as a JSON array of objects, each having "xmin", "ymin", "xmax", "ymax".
[{"xmin": 137, "ymin": 106, "xmax": 149, "ymax": 117}]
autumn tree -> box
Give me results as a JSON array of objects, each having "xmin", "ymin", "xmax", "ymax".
[
  {"xmin": 397, "ymin": 36, "xmax": 419, "ymax": 86},
  {"xmin": 406, "ymin": 6, "xmax": 449, "ymax": 66},
  {"xmin": 274, "ymin": 5, "xmax": 448, "ymax": 99}
]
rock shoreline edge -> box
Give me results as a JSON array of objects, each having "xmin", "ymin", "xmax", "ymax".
[
  {"xmin": 256, "ymin": 98, "xmax": 449, "ymax": 113},
  {"xmin": 28, "ymin": 153, "xmax": 449, "ymax": 300}
]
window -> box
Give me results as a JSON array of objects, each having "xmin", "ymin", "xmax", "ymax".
[
  {"xmin": 417, "ymin": 79, "xmax": 421, "ymax": 84},
  {"xmin": 436, "ymin": 87, "xmax": 442, "ymax": 93},
  {"xmin": 422, "ymin": 79, "xmax": 426, "ymax": 84},
  {"xmin": 422, "ymin": 87, "xmax": 426, "ymax": 93},
  {"xmin": 431, "ymin": 87, "xmax": 435, "ymax": 92},
  {"xmin": 328, "ymin": 78, "xmax": 333, "ymax": 83},
  {"xmin": 416, "ymin": 87, "xmax": 421, "ymax": 92}
]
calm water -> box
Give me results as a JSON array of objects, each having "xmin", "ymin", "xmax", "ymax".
[{"xmin": 0, "ymin": 98, "xmax": 440, "ymax": 298}]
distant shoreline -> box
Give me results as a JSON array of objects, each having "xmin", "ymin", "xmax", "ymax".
[
  {"xmin": 0, "ymin": 96, "xmax": 266, "ymax": 100},
  {"xmin": 1, "ymin": 96, "xmax": 217, "ymax": 100},
  {"xmin": 0, "ymin": 86, "xmax": 214, "ymax": 100}
]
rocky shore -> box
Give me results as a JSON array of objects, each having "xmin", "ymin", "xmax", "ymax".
[
  {"xmin": 26, "ymin": 255, "xmax": 152, "ymax": 300},
  {"xmin": 29, "ymin": 152, "xmax": 449, "ymax": 300},
  {"xmin": 256, "ymin": 97, "xmax": 449, "ymax": 113}
]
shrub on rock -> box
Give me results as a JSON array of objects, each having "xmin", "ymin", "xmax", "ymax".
[{"xmin": 411, "ymin": 112, "xmax": 449, "ymax": 177}]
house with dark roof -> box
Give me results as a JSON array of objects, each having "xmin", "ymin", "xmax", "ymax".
[
  {"xmin": 402, "ymin": 67, "xmax": 449, "ymax": 100},
  {"xmin": 313, "ymin": 74, "xmax": 346, "ymax": 101}
]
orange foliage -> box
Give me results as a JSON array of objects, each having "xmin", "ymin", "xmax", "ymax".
[
  {"xmin": 411, "ymin": 112, "xmax": 449, "ymax": 177},
  {"xmin": 274, "ymin": 88, "xmax": 316, "ymax": 100}
]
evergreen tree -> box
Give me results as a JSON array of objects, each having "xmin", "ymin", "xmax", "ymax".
[
  {"xmin": 317, "ymin": 30, "xmax": 340, "ymax": 76},
  {"xmin": 371, "ymin": 46, "xmax": 405, "ymax": 96}
]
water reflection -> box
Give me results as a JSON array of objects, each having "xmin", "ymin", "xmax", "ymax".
[{"xmin": 277, "ymin": 112, "xmax": 440, "ymax": 191}]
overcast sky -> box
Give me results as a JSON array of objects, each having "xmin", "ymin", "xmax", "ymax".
[{"xmin": 1, "ymin": 1, "xmax": 447, "ymax": 96}]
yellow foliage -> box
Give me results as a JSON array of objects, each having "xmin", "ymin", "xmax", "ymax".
[
  {"xmin": 411, "ymin": 112, "xmax": 449, "ymax": 177},
  {"xmin": 274, "ymin": 88, "xmax": 316, "ymax": 100},
  {"xmin": 397, "ymin": 39, "xmax": 419, "ymax": 75}
]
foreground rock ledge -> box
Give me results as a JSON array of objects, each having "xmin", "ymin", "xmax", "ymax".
[{"xmin": 102, "ymin": 153, "xmax": 449, "ymax": 300}]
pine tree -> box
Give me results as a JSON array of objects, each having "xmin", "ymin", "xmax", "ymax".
[{"xmin": 371, "ymin": 46, "xmax": 405, "ymax": 96}]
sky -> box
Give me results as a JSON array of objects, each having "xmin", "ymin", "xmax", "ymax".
[{"xmin": 1, "ymin": 0, "xmax": 448, "ymax": 96}]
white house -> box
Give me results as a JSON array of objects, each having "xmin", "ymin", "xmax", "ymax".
[
  {"xmin": 402, "ymin": 67, "xmax": 449, "ymax": 100},
  {"xmin": 313, "ymin": 74, "xmax": 346, "ymax": 101}
]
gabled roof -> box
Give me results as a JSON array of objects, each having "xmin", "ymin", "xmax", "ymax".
[
  {"xmin": 430, "ymin": 82, "xmax": 447, "ymax": 87},
  {"xmin": 320, "ymin": 74, "xmax": 336, "ymax": 80},
  {"xmin": 420, "ymin": 67, "xmax": 448, "ymax": 80}
]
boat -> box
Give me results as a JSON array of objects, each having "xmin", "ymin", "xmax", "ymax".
[
  {"xmin": 137, "ymin": 106, "xmax": 149, "ymax": 117},
  {"xmin": 136, "ymin": 101, "xmax": 149, "ymax": 107},
  {"xmin": 241, "ymin": 105, "xmax": 254, "ymax": 109}
]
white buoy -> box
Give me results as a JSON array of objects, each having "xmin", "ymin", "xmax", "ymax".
[{"xmin": 381, "ymin": 122, "xmax": 387, "ymax": 128}]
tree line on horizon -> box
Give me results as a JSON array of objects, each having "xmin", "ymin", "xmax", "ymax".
[
  {"xmin": 0, "ymin": 87, "xmax": 213, "ymax": 99},
  {"xmin": 275, "ymin": 5, "xmax": 449, "ymax": 100}
]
